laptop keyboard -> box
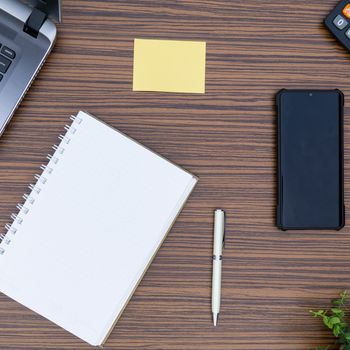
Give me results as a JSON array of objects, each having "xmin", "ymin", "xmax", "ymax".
[{"xmin": 0, "ymin": 44, "xmax": 16, "ymax": 81}]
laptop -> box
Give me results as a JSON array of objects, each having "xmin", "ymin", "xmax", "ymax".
[{"xmin": 0, "ymin": 0, "xmax": 61, "ymax": 136}]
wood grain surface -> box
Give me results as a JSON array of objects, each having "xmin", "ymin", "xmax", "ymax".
[{"xmin": 0, "ymin": 0, "xmax": 350, "ymax": 349}]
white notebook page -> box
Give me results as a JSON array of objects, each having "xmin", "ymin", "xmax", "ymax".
[{"xmin": 0, "ymin": 111, "xmax": 197, "ymax": 346}]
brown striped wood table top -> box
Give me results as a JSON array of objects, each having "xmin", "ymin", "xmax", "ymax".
[{"xmin": 0, "ymin": 0, "xmax": 350, "ymax": 349}]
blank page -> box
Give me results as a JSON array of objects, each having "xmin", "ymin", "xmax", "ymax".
[{"xmin": 0, "ymin": 111, "xmax": 197, "ymax": 346}]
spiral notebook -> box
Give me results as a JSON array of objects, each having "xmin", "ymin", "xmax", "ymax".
[{"xmin": 0, "ymin": 111, "xmax": 197, "ymax": 346}]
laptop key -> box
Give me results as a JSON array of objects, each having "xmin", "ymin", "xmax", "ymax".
[
  {"xmin": 1, "ymin": 46, "xmax": 15, "ymax": 59},
  {"xmin": 0, "ymin": 55, "xmax": 11, "ymax": 73}
]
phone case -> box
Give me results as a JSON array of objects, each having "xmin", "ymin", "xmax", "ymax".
[{"xmin": 276, "ymin": 89, "xmax": 345, "ymax": 230}]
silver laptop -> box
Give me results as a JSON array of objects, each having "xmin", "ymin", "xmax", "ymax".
[{"xmin": 0, "ymin": 0, "xmax": 60, "ymax": 136}]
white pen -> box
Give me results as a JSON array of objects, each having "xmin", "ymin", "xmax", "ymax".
[{"xmin": 212, "ymin": 209, "xmax": 225, "ymax": 327}]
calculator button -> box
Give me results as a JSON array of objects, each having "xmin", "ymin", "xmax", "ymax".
[
  {"xmin": 346, "ymin": 28, "xmax": 350, "ymax": 39},
  {"xmin": 343, "ymin": 4, "xmax": 350, "ymax": 19},
  {"xmin": 334, "ymin": 15, "xmax": 348, "ymax": 30}
]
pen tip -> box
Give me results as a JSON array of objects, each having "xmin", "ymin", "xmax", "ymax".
[{"xmin": 213, "ymin": 313, "xmax": 219, "ymax": 326}]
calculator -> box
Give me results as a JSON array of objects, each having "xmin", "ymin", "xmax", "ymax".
[{"xmin": 325, "ymin": 0, "xmax": 350, "ymax": 51}]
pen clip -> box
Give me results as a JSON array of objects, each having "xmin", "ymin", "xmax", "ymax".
[{"xmin": 222, "ymin": 211, "xmax": 226, "ymax": 249}]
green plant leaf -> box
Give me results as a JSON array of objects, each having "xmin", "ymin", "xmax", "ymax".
[
  {"xmin": 310, "ymin": 291, "xmax": 349, "ymax": 349},
  {"xmin": 311, "ymin": 310, "xmax": 326, "ymax": 317},
  {"xmin": 334, "ymin": 324, "xmax": 341, "ymax": 337},
  {"xmin": 330, "ymin": 316, "xmax": 341, "ymax": 325},
  {"xmin": 331, "ymin": 308, "xmax": 344, "ymax": 317},
  {"xmin": 323, "ymin": 318, "xmax": 333, "ymax": 329}
]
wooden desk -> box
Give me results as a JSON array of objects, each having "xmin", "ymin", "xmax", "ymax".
[{"xmin": 0, "ymin": 0, "xmax": 349, "ymax": 348}]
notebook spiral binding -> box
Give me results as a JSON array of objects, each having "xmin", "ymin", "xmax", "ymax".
[{"xmin": 0, "ymin": 115, "xmax": 83, "ymax": 255}]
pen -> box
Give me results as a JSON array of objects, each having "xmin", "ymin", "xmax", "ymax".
[{"xmin": 212, "ymin": 209, "xmax": 225, "ymax": 327}]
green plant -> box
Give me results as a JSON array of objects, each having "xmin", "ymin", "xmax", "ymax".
[{"xmin": 310, "ymin": 291, "xmax": 350, "ymax": 350}]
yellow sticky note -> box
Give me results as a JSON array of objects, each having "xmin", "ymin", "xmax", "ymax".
[{"xmin": 133, "ymin": 39, "xmax": 206, "ymax": 94}]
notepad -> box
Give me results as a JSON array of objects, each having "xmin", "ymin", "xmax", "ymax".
[
  {"xmin": 133, "ymin": 38, "xmax": 206, "ymax": 93},
  {"xmin": 0, "ymin": 111, "xmax": 197, "ymax": 346}
]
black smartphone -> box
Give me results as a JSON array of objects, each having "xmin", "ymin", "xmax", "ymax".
[{"xmin": 277, "ymin": 89, "xmax": 345, "ymax": 230}]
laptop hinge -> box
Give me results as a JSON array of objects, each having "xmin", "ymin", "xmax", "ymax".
[{"xmin": 23, "ymin": 8, "xmax": 47, "ymax": 38}]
